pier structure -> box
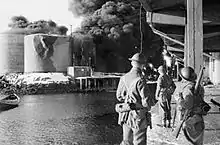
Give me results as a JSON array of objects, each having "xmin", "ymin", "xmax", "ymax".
[
  {"xmin": 75, "ymin": 75, "xmax": 157, "ymax": 93},
  {"xmin": 75, "ymin": 75, "xmax": 121, "ymax": 92},
  {"xmin": 68, "ymin": 66, "xmax": 157, "ymax": 92}
]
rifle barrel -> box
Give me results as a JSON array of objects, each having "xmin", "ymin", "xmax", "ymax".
[
  {"xmin": 211, "ymin": 99, "xmax": 220, "ymax": 107},
  {"xmin": 194, "ymin": 67, "xmax": 205, "ymax": 94}
]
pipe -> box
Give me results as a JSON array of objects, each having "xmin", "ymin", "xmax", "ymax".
[{"xmin": 150, "ymin": 27, "xmax": 184, "ymax": 46}]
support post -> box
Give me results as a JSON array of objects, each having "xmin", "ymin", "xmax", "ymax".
[{"xmin": 184, "ymin": 0, "xmax": 203, "ymax": 75}]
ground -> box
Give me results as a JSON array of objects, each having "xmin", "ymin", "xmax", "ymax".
[{"xmin": 145, "ymin": 84, "xmax": 220, "ymax": 145}]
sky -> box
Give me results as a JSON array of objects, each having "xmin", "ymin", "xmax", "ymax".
[{"xmin": 0, "ymin": 0, "xmax": 83, "ymax": 33}]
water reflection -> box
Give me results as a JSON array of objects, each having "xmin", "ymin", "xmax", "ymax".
[
  {"xmin": 0, "ymin": 92, "xmax": 122, "ymax": 145},
  {"xmin": 0, "ymin": 104, "xmax": 19, "ymax": 113}
]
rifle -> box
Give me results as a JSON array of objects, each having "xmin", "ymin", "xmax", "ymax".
[
  {"xmin": 211, "ymin": 99, "xmax": 220, "ymax": 107},
  {"xmin": 194, "ymin": 66, "xmax": 205, "ymax": 94},
  {"xmin": 173, "ymin": 66, "xmax": 205, "ymax": 138},
  {"xmin": 173, "ymin": 109, "xmax": 190, "ymax": 138},
  {"xmin": 210, "ymin": 99, "xmax": 220, "ymax": 111},
  {"xmin": 172, "ymin": 106, "xmax": 177, "ymax": 128},
  {"xmin": 166, "ymin": 98, "xmax": 170, "ymax": 110}
]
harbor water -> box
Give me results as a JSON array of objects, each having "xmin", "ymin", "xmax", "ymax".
[
  {"xmin": 0, "ymin": 92, "xmax": 122, "ymax": 145},
  {"xmin": 0, "ymin": 90, "xmax": 220, "ymax": 145}
]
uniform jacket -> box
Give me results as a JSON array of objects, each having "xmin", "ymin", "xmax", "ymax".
[
  {"xmin": 175, "ymin": 81, "xmax": 205, "ymax": 144},
  {"xmin": 175, "ymin": 81, "xmax": 205, "ymax": 114},
  {"xmin": 116, "ymin": 67, "xmax": 155, "ymax": 129},
  {"xmin": 155, "ymin": 73, "xmax": 174, "ymax": 102}
]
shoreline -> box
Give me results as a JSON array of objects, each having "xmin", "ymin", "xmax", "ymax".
[
  {"xmin": 1, "ymin": 72, "xmax": 219, "ymax": 96},
  {"xmin": 0, "ymin": 72, "xmax": 121, "ymax": 96},
  {"xmin": 0, "ymin": 72, "xmax": 158, "ymax": 96}
]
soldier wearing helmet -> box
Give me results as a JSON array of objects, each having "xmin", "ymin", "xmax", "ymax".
[
  {"xmin": 155, "ymin": 65, "xmax": 176, "ymax": 128},
  {"xmin": 174, "ymin": 66, "xmax": 206, "ymax": 145},
  {"xmin": 116, "ymin": 53, "xmax": 156, "ymax": 145}
]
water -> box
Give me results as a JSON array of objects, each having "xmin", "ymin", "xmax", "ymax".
[
  {"xmin": 0, "ymin": 92, "xmax": 122, "ymax": 145},
  {"xmin": 1, "ymin": 92, "xmax": 220, "ymax": 145}
]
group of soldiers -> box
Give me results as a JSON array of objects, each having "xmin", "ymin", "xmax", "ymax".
[{"xmin": 115, "ymin": 53, "xmax": 210, "ymax": 145}]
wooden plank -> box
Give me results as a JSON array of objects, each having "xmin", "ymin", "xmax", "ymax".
[
  {"xmin": 146, "ymin": 12, "xmax": 185, "ymax": 26},
  {"xmin": 146, "ymin": 11, "xmax": 219, "ymax": 26},
  {"xmin": 139, "ymin": 0, "xmax": 185, "ymax": 11},
  {"xmin": 151, "ymin": 27, "xmax": 184, "ymax": 45},
  {"xmin": 204, "ymin": 32, "xmax": 220, "ymax": 39},
  {"xmin": 168, "ymin": 32, "xmax": 220, "ymax": 39},
  {"xmin": 167, "ymin": 46, "xmax": 184, "ymax": 52},
  {"xmin": 185, "ymin": 0, "xmax": 203, "ymax": 74}
]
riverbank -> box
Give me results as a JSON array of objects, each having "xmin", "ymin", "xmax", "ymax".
[
  {"xmin": 0, "ymin": 82, "xmax": 219, "ymax": 144},
  {"xmin": 0, "ymin": 72, "xmax": 123, "ymax": 95},
  {"xmin": 1, "ymin": 72, "xmax": 219, "ymax": 96}
]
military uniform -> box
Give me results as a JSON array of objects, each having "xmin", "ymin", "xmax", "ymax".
[
  {"xmin": 116, "ymin": 54, "xmax": 156, "ymax": 145},
  {"xmin": 155, "ymin": 65, "xmax": 176, "ymax": 127},
  {"xmin": 156, "ymin": 73, "xmax": 174, "ymax": 127},
  {"xmin": 174, "ymin": 67, "xmax": 207, "ymax": 145}
]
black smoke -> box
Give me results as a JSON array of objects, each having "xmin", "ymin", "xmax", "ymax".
[{"xmin": 69, "ymin": 0, "xmax": 164, "ymax": 72}]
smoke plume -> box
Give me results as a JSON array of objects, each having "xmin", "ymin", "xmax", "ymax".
[{"xmin": 69, "ymin": 0, "xmax": 164, "ymax": 72}]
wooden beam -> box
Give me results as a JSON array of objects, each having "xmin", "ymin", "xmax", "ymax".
[
  {"xmin": 167, "ymin": 46, "xmax": 184, "ymax": 52},
  {"xmin": 204, "ymin": 32, "xmax": 220, "ymax": 38},
  {"xmin": 139, "ymin": 0, "xmax": 185, "ymax": 11},
  {"xmin": 151, "ymin": 27, "xmax": 184, "ymax": 46},
  {"xmin": 204, "ymin": 49, "xmax": 220, "ymax": 52},
  {"xmin": 146, "ymin": 11, "xmax": 219, "ymax": 26},
  {"xmin": 169, "ymin": 32, "xmax": 220, "ymax": 38},
  {"xmin": 146, "ymin": 12, "xmax": 185, "ymax": 26},
  {"xmin": 168, "ymin": 34, "xmax": 184, "ymax": 37},
  {"xmin": 184, "ymin": 0, "xmax": 203, "ymax": 74},
  {"xmin": 167, "ymin": 46, "xmax": 219, "ymax": 60}
]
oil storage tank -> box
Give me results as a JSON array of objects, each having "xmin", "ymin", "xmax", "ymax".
[
  {"xmin": 24, "ymin": 34, "xmax": 72, "ymax": 72},
  {"xmin": 0, "ymin": 29, "xmax": 26, "ymax": 75}
]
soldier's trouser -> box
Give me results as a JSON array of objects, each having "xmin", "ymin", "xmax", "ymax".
[
  {"xmin": 159, "ymin": 100, "xmax": 171, "ymax": 121},
  {"xmin": 121, "ymin": 124, "xmax": 147, "ymax": 145}
]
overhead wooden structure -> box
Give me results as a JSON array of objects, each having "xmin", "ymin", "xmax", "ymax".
[
  {"xmin": 184, "ymin": 0, "xmax": 203, "ymax": 73},
  {"xmin": 139, "ymin": 0, "xmax": 220, "ymax": 51},
  {"xmin": 139, "ymin": 0, "xmax": 220, "ymax": 74}
]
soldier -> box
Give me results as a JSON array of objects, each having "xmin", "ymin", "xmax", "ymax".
[
  {"xmin": 155, "ymin": 65, "xmax": 176, "ymax": 128},
  {"xmin": 174, "ymin": 67, "xmax": 209, "ymax": 145},
  {"xmin": 116, "ymin": 53, "xmax": 156, "ymax": 145}
]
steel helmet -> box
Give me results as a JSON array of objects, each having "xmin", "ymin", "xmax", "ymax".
[
  {"xmin": 129, "ymin": 53, "xmax": 146, "ymax": 64},
  {"xmin": 179, "ymin": 67, "xmax": 197, "ymax": 81}
]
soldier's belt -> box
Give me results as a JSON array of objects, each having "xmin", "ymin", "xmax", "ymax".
[{"xmin": 115, "ymin": 103, "xmax": 144, "ymax": 113}]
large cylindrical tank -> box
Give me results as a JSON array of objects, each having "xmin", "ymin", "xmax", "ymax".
[
  {"xmin": 24, "ymin": 34, "xmax": 72, "ymax": 73},
  {"xmin": 0, "ymin": 29, "xmax": 26, "ymax": 75}
]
